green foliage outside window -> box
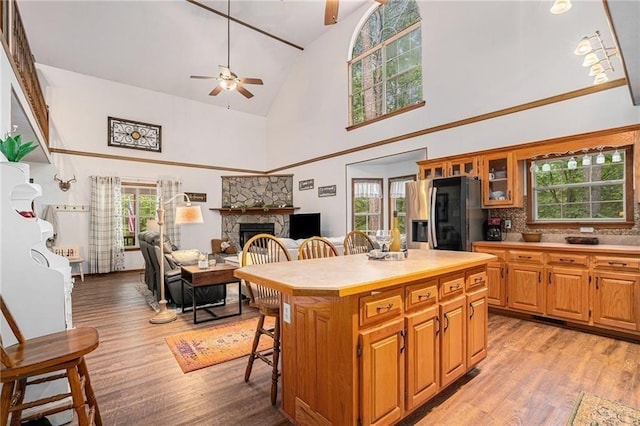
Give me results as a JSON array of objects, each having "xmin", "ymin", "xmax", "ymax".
[
  {"xmin": 350, "ymin": 0, "xmax": 422, "ymax": 125},
  {"xmin": 532, "ymin": 150, "xmax": 625, "ymax": 221},
  {"xmin": 121, "ymin": 186, "xmax": 158, "ymax": 247}
]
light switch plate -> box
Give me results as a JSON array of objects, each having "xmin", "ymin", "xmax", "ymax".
[
  {"xmin": 580, "ymin": 227, "xmax": 595, "ymax": 233},
  {"xmin": 283, "ymin": 302, "xmax": 291, "ymax": 324},
  {"xmin": 504, "ymin": 219, "xmax": 512, "ymax": 230}
]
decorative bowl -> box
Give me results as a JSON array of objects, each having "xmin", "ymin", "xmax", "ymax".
[
  {"xmin": 565, "ymin": 236, "xmax": 599, "ymax": 245},
  {"xmin": 521, "ymin": 232, "xmax": 542, "ymax": 242},
  {"xmin": 489, "ymin": 191, "xmax": 505, "ymax": 199}
]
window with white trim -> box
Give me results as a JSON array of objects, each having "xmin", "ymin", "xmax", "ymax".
[
  {"xmin": 352, "ymin": 178, "xmax": 383, "ymax": 234},
  {"xmin": 349, "ymin": 0, "xmax": 422, "ymax": 126},
  {"xmin": 528, "ymin": 147, "xmax": 631, "ymax": 223},
  {"xmin": 121, "ymin": 184, "xmax": 157, "ymax": 248}
]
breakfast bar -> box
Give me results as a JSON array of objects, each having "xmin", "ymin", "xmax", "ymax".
[{"xmin": 235, "ymin": 249, "xmax": 495, "ymax": 425}]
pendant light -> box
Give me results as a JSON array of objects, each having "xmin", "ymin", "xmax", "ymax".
[
  {"xmin": 596, "ymin": 151, "xmax": 606, "ymax": 165},
  {"xmin": 611, "ymin": 149, "xmax": 622, "ymax": 163},
  {"xmin": 567, "ymin": 157, "xmax": 577, "ymax": 170},
  {"xmin": 541, "ymin": 162, "xmax": 551, "ymax": 172},
  {"xmin": 550, "ymin": 0, "xmax": 572, "ymax": 14},
  {"xmin": 582, "ymin": 154, "xmax": 591, "ymax": 166}
]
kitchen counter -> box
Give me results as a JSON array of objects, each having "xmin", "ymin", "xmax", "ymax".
[
  {"xmin": 234, "ymin": 249, "xmax": 495, "ymax": 425},
  {"xmin": 234, "ymin": 249, "xmax": 495, "ymax": 297},
  {"xmin": 473, "ymin": 240, "xmax": 640, "ymax": 255}
]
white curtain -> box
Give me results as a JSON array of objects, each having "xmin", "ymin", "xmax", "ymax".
[
  {"xmin": 158, "ymin": 179, "xmax": 182, "ymax": 247},
  {"xmin": 89, "ymin": 176, "xmax": 125, "ymax": 273},
  {"xmin": 354, "ymin": 181, "xmax": 382, "ymax": 198},
  {"xmin": 389, "ymin": 178, "xmax": 413, "ymax": 198}
]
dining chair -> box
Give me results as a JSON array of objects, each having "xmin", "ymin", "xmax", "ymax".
[
  {"xmin": 297, "ymin": 236, "xmax": 339, "ymax": 260},
  {"xmin": 0, "ymin": 296, "xmax": 101, "ymax": 426},
  {"xmin": 241, "ymin": 233, "xmax": 292, "ymax": 405},
  {"xmin": 343, "ymin": 230, "xmax": 375, "ymax": 255}
]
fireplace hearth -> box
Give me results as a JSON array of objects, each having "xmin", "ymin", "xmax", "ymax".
[{"xmin": 239, "ymin": 223, "xmax": 275, "ymax": 248}]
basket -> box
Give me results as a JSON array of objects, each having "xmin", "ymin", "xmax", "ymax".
[{"xmin": 521, "ymin": 232, "xmax": 542, "ymax": 242}]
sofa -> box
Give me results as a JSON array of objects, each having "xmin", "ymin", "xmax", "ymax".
[{"xmin": 138, "ymin": 231, "xmax": 226, "ymax": 306}]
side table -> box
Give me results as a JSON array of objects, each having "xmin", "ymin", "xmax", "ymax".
[
  {"xmin": 68, "ymin": 257, "xmax": 84, "ymax": 282},
  {"xmin": 180, "ymin": 264, "xmax": 242, "ymax": 324}
]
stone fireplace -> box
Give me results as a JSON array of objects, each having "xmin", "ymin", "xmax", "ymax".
[
  {"xmin": 219, "ymin": 175, "xmax": 294, "ymax": 251},
  {"xmin": 239, "ymin": 222, "xmax": 275, "ymax": 248}
]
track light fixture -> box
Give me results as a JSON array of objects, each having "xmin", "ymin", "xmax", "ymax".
[
  {"xmin": 574, "ymin": 31, "xmax": 619, "ymax": 85},
  {"xmin": 530, "ymin": 146, "xmax": 623, "ymax": 174}
]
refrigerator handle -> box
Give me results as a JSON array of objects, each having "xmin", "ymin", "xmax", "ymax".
[{"xmin": 429, "ymin": 186, "xmax": 438, "ymax": 248}]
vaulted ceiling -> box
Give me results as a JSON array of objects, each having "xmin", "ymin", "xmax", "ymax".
[{"xmin": 16, "ymin": 0, "xmax": 639, "ymax": 122}]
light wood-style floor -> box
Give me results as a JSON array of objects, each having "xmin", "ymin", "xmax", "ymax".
[{"xmin": 72, "ymin": 271, "xmax": 639, "ymax": 426}]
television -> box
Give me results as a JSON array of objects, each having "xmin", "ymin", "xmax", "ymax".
[{"xmin": 289, "ymin": 213, "xmax": 321, "ymax": 240}]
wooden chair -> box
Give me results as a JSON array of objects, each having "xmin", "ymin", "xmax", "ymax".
[
  {"xmin": 343, "ymin": 230, "xmax": 375, "ymax": 255},
  {"xmin": 241, "ymin": 234, "xmax": 292, "ymax": 405},
  {"xmin": 0, "ymin": 296, "xmax": 101, "ymax": 426},
  {"xmin": 297, "ymin": 236, "xmax": 339, "ymax": 260}
]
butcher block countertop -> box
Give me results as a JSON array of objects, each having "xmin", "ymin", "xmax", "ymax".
[
  {"xmin": 473, "ymin": 240, "xmax": 640, "ymax": 255},
  {"xmin": 234, "ymin": 249, "xmax": 495, "ymax": 297}
]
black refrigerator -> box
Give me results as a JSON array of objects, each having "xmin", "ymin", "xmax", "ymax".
[{"xmin": 406, "ymin": 176, "xmax": 486, "ymax": 251}]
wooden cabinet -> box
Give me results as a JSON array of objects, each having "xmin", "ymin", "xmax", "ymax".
[
  {"xmin": 592, "ymin": 255, "xmax": 640, "ymax": 332},
  {"xmin": 481, "ymin": 151, "xmax": 523, "ymax": 208},
  {"xmin": 467, "ymin": 287, "xmax": 488, "ymax": 368},
  {"xmin": 359, "ymin": 319, "xmax": 405, "ymax": 426},
  {"xmin": 405, "ymin": 305, "xmax": 439, "ymax": 410},
  {"xmin": 473, "ymin": 248, "xmax": 506, "ymax": 306},
  {"xmin": 439, "ymin": 295, "xmax": 466, "ymax": 388},
  {"xmin": 507, "ymin": 254, "xmax": 544, "ymax": 314},
  {"xmin": 418, "ymin": 156, "xmax": 480, "ymax": 180},
  {"xmin": 546, "ymin": 252, "xmax": 590, "ymax": 322}
]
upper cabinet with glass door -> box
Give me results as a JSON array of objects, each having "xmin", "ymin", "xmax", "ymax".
[
  {"xmin": 418, "ymin": 156, "xmax": 480, "ymax": 180},
  {"xmin": 482, "ymin": 152, "xmax": 523, "ymax": 208}
]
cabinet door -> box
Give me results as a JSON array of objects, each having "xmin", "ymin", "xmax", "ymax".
[
  {"xmin": 467, "ymin": 288, "xmax": 488, "ymax": 369},
  {"xmin": 593, "ymin": 271, "xmax": 639, "ymax": 331},
  {"xmin": 419, "ymin": 161, "xmax": 446, "ymax": 180},
  {"xmin": 507, "ymin": 264, "xmax": 544, "ymax": 314},
  {"xmin": 486, "ymin": 262, "xmax": 506, "ymax": 306},
  {"xmin": 547, "ymin": 266, "xmax": 589, "ymax": 322},
  {"xmin": 359, "ymin": 319, "xmax": 405, "ymax": 426},
  {"xmin": 405, "ymin": 306, "xmax": 439, "ymax": 411},
  {"xmin": 482, "ymin": 152, "xmax": 521, "ymax": 208},
  {"xmin": 440, "ymin": 295, "xmax": 466, "ymax": 388},
  {"xmin": 450, "ymin": 156, "xmax": 479, "ymax": 178}
]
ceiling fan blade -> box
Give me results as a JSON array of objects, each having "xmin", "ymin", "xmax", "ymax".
[
  {"xmin": 325, "ymin": 0, "xmax": 339, "ymax": 25},
  {"xmin": 239, "ymin": 77, "xmax": 263, "ymax": 85},
  {"xmin": 209, "ymin": 85, "xmax": 223, "ymax": 96},
  {"xmin": 190, "ymin": 75, "xmax": 216, "ymax": 79},
  {"xmin": 235, "ymin": 85, "xmax": 254, "ymax": 99},
  {"xmin": 219, "ymin": 66, "xmax": 232, "ymax": 78}
]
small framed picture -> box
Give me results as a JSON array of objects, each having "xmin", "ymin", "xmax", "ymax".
[
  {"xmin": 318, "ymin": 185, "xmax": 336, "ymax": 197},
  {"xmin": 299, "ymin": 179, "xmax": 314, "ymax": 191},
  {"xmin": 108, "ymin": 116, "xmax": 162, "ymax": 152}
]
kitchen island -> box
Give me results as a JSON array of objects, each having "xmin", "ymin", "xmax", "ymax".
[{"xmin": 235, "ymin": 249, "xmax": 495, "ymax": 425}]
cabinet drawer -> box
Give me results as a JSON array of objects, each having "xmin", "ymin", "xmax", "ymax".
[
  {"xmin": 546, "ymin": 252, "xmax": 589, "ymax": 267},
  {"xmin": 593, "ymin": 255, "xmax": 640, "ymax": 271},
  {"xmin": 440, "ymin": 273, "xmax": 465, "ymax": 299},
  {"xmin": 466, "ymin": 269, "xmax": 487, "ymax": 290},
  {"xmin": 509, "ymin": 250, "xmax": 544, "ymax": 264},
  {"xmin": 405, "ymin": 280, "xmax": 437, "ymax": 310},
  {"xmin": 359, "ymin": 289, "xmax": 403, "ymax": 327},
  {"xmin": 474, "ymin": 248, "xmax": 506, "ymax": 261}
]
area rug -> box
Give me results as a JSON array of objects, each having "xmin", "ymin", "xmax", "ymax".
[
  {"xmin": 165, "ymin": 317, "xmax": 275, "ymax": 373},
  {"xmin": 567, "ymin": 391, "xmax": 640, "ymax": 425}
]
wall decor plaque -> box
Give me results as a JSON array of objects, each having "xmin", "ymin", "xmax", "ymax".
[
  {"xmin": 299, "ymin": 179, "xmax": 314, "ymax": 191},
  {"xmin": 108, "ymin": 116, "xmax": 162, "ymax": 152},
  {"xmin": 184, "ymin": 192, "xmax": 207, "ymax": 202},
  {"xmin": 318, "ymin": 185, "xmax": 337, "ymax": 197}
]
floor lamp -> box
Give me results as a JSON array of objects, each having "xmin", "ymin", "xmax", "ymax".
[{"xmin": 150, "ymin": 193, "xmax": 204, "ymax": 324}]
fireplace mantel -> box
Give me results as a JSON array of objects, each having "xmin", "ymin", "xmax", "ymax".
[{"xmin": 210, "ymin": 207, "xmax": 300, "ymax": 216}]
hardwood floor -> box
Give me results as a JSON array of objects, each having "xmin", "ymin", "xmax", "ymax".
[{"xmin": 72, "ymin": 272, "xmax": 639, "ymax": 426}]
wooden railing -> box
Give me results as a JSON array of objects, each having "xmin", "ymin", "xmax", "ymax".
[{"xmin": 1, "ymin": 0, "xmax": 49, "ymax": 143}]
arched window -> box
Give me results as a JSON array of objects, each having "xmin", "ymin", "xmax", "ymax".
[{"xmin": 349, "ymin": 0, "xmax": 422, "ymax": 127}]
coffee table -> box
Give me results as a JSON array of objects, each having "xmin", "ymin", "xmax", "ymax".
[{"xmin": 180, "ymin": 264, "xmax": 242, "ymax": 324}]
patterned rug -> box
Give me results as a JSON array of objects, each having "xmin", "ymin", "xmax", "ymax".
[
  {"xmin": 165, "ymin": 317, "xmax": 275, "ymax": 373},
  {"xmin": 567, "ymin": 391, "xmax": 640, "ymax": 425}
]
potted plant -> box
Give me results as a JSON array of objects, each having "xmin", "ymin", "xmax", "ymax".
[{"xmin": 0, "ymin": 135, "xmax": 37, "ymax": 162}]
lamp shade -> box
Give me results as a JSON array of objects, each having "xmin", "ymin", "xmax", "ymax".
[
  {"xmin": 550, "ymin": 0, "xmax": 572, "ymax": 14},
  {"xmin": 175, "ymin": 205, "xmax": 204, "ymax": 224},
  {"xmin": 582, "ymin": 52, "xmax": 600, "ymax": 67},
  {"xmin": 588, "ymin": 63, "xmax": 604, "ymax": 76},
  {"xmin": 593, "ymin": 72, "xmax": 609, "ymax": 84},
  {"xmin": 219, "ymin": 79, "xmax": 237, "ymax": 91},
  {"xmin": 574, "ymin": 37, "xmax": 592, "ymax": 55}
]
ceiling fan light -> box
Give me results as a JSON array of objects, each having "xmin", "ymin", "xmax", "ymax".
[
  {"xmin": 589, "ymin": 63, "xmax": 605, "ymax": 76},
  {"xmin": 550, "ymin": 0, "xmax": 572, "ymax": 14},
  {"xmin": 574, "ymin": 37, "xmax": 592, "ymax": 55},
  {"xmin": 593, "ymin": 72, "xmax": 609, "ymax": 84},
  {"xmin": 219, "ymin": 79, "xmax": 237, "ymax": 91},
  {"xmin": 582, "ymin": 52, "xmax": 599, "ymax": 67}
]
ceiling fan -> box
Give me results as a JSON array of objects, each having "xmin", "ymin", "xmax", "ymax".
[
  {"xmin": 190, "ymin": 0, "xmax": 263, "ymax": 99},
  {"xmin": 325, "ymin": 0, "xmax": 387, "ymax": 25}
]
